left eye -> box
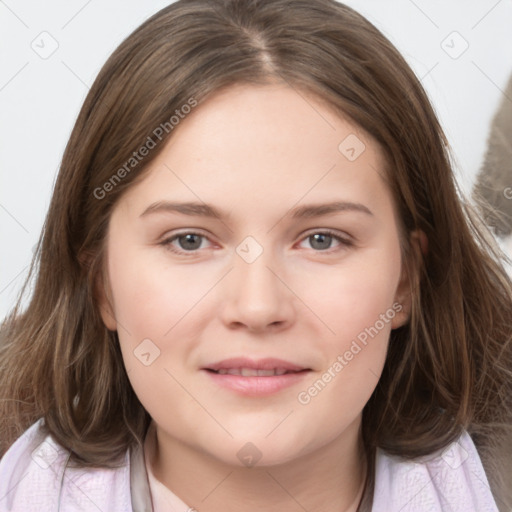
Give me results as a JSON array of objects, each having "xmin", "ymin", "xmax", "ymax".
[
  {"xmin": 160, "ymin": 230, "xmax": 352, "ymax": 255},
  {"xmin": 298, "ymin": 231, "xmax": 352, "ymax": 251}
]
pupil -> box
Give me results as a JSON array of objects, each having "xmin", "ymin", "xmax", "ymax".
[
  {"xmin": 180, "ymin": 234, "xmax": 201, "ymax": 250},
  {"xmin": 310, "ymin": 233, "xmax": 331, "ymax": 250}
]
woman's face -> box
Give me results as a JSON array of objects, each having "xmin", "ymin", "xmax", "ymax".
[{"xmin": 99, "ymin": 83, "xmax": 412, "ymax": 467}]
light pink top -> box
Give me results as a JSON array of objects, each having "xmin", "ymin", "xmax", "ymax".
[{"xmin": 0, "ymin": 419, "xmax": 500, "ymax": 511}]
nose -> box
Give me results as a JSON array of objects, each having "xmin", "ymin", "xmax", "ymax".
[{"xmin": 219, "ymin": 247, "xmax": 296, "ymax": 333}]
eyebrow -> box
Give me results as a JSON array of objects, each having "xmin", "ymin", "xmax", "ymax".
[{"xmin": 140, "ymin": 200, "xmax": 373, "ymax": 220}]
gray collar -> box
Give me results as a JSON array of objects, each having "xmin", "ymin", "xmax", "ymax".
[{"xmin": 129, "ymin": 441, "xmax": 154, "ymax": 512}]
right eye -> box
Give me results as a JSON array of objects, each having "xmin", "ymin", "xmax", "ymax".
[{"xmin": 160, "ymin": 231, "xmax": 214, "ymax": 256}]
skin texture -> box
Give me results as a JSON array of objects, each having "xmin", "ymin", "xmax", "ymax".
[{"xmin": 99, "ymin": 83, "xmax": 414, "ymax": 512}]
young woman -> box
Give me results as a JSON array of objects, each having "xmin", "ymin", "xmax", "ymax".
[{"xmin": 1, "ymin": 1, "xmax": 511, "ymax": 511}]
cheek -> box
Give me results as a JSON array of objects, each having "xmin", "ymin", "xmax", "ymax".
[
  {"xmin": 106, "ymin": 249, "xmax": 203, "ymax": 422},
  {"xmin": 107, "ymin": 246, "xmax": 211, "ymax": 341},
  {"xmin": 300, "ymin": 247, "xmax": 402, "ymax": 347},
  {"xmin": 293, "ymin": 280, "xmax": 396, "ymax": 446},
  {"xmin": 294, "ymin": 245, "xmax": 401, "ymax": 404},
  {"xmin": 106, "ymin": 244, "xmax": 223, "ymax": 405}
]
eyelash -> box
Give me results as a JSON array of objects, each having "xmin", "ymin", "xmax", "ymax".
[{"xmin": 159, "ymin": 229, "xmax": 354, "ymax": 256}]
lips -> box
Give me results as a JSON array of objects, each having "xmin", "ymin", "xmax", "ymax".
[
  {"xmin": 202, "ymin": 358, "xmax": 312, "ymax": 396},
  {"xmin": 204, "ymin": 357, "xmax": 310, "ymax": 375},
  {"xmin": 214, "ymin": 368, "xmax": 293, "ymax": 376}
]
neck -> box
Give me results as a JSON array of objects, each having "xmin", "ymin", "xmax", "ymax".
[{"xmin": 149, "ymin": 417, "xmax": 368, "ymax": 512}]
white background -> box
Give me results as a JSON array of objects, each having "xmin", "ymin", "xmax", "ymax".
[{"xmin": 1, "ymin": 0, "xmax": 512, "ymax": 321}]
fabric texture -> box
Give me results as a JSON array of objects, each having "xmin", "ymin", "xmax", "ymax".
[{"xmin": 0, "ymin": 419, "xmax": 500, "ymax": 511}]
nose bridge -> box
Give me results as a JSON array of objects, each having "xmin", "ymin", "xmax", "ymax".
[{"xmin": 221, "ymin": 234, "xmax": 294, "ymax": 330}]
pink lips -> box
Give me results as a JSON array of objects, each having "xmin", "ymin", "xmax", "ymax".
[
  {"xmin": 206, "ymin": 357, "xmax": 307, "ymax": 373},
  {"xmin": 202, "ymin": 357, "xmax": 311, "ymax": 396}
]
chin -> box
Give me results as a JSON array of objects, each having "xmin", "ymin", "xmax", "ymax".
[{"xmin": 206, "ymin": 437, "xmax": 306, "ymax": 469}]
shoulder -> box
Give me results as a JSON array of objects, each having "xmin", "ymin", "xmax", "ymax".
[
  {"xmin": 372, "ymin": 429, "xmax": 500, "ymax": 512},
  {"xmin": 0, "ymin": 419, "xmax": 133, "ymax": 512}
]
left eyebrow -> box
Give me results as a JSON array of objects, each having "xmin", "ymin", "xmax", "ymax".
[
  {"xmin": 139, "ymin": 200, "xmax": 374, "ymax": 220},
  {"xmin": 290, "ymin": 201, "xmax": 373, "ymax": 219}
]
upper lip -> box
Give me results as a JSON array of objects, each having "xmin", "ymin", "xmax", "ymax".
[{"xmin": 204, "ymin": 357, "xmax": 310, "ymax": 372}]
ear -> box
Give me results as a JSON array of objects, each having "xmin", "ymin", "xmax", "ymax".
[
  {"xmin": 79, "ymin": 246, "xmax": 118, "ymax": 332},
  {"xmin": 391, "ymin": 229, "xmax": 428, "ymax": 329},
  {"xmin": 95, "ymin": 265, "xmax": 118, "ymax": 332}
]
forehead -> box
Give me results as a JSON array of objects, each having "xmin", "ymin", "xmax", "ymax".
[
  {"xmin": 166, "ymin": 83, "xmax": 375, "ymax": 168},
  {"xmin": 114, "ymin": 84, "xmax": 394, "ymax": 224}
]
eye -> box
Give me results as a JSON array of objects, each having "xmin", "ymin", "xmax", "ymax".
[
  {"xmin": 160, "ymin": 231, "xmax": 213, "ymax": 255},
  {"xmin": 160, "ymin": 229, "xmax": 353, "ymax": 257},
  {"xmin": 297, "ymin": 230, "xmax": 353, "ymax": 252}
]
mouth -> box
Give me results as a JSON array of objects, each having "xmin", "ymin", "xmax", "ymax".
[
  {"xmin": 204, "ymin": 368, "xmax": 309, "ymax": 376},
  {"xmin": 201, "ymin": 357, "xmax": 312, "ymax": 396},
  {"xmin": 203, "ymin": 357, "xmax": 311, "ymax": 375}
]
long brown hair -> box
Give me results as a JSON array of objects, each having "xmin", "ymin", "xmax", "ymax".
[{"xmin": 1, "ymin": 0, "xmax": 511, "ymax": 508}]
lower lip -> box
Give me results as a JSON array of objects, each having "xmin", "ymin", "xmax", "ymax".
[{"xmin": 202, "ymin": 369, "xmax": 311, "ymax": 396}]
